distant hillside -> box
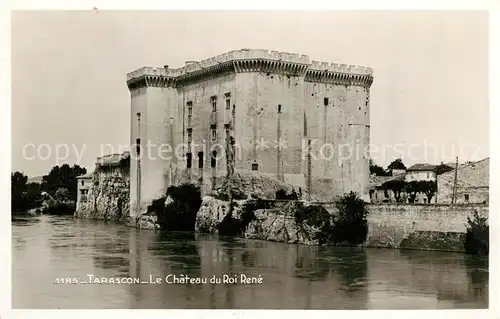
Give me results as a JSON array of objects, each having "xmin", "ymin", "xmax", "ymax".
[{"xmin": 27, "ymin": 176, "xmax": 44, "ymax": 184}]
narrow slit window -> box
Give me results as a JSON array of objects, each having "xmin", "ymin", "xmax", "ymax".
[
  {"xmin": 324, "ymin": 98, "xmax": 329, "ymax": 106},
  {"xmin": 136, "ymin": 138, "xmax": 141, "ymax": 155},
  {"xmin": 198, "ymin": 152, "xmax": 204, "ymax": 169},
  {"xmin": 186, "ymin": 153, "xmax": 192, "ymax": 168},
  {"xmin": 278, "ymin": 104, "xmax": 282, "ymax": 114},
  {"xmin": 211, "ymin": 151, "xmax": 217, "ymax": 168}
]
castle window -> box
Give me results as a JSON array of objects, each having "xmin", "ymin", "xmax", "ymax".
[
  {"xmin": 211, "ymin": 151, "xmax": 217, "ymax": 168},
  {"xmin": 365, "ymin": 101, "xmax": 369, "ymax": 106},
  {"xmin": 252, "ymin": 163, "xmax": 259, "ymax": 171},
  {"xmin": 136, "ymin": 138, "xmax": 141, "ymax": 156},
  {"xmin": 198, "ymin": 152, "xmax": 204, "ymax": 169},
  {"xmin": 278, "ymin": 104, "xmax": 282, "ymax": 114},
  {"xmin": 225, "ymin": 93, "xmax": 231, "ymax": 109},
  {"xmin": 188, "ymin": 131, "xmax": 192, "ymax": 143},
  {"xmin": 211, "ymin": 128, "xmax": 217, "ymax": 141},
  {"xmin": 464, "ymin": 194, "xmax": 470, "ymax": 202},
  {"xmin": 211, "ymin": 96, "xmax": 217, "ymax": 112},
  {"xmin": 186, "ymin": 153, "xmax": 192, "ymax": 168},
  {"xmin": 81, "ymin": 180, "xmax": 84, "ymax": 186},
  {"xmin": 324, "ymin": 98, "xmax": 329, "ymax": 106}
]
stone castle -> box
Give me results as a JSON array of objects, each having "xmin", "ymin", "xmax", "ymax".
[{"xmin": 126, "ymin": 49, "xmax": 374, "ymax": 217}]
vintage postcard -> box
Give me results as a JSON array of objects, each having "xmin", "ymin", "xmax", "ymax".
[{"xmin": 4, "ymin": 5, "xmax": 497, "ymax": 318}]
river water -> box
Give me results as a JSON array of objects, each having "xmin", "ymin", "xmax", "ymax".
[{"xmin": 11, "ymin": 214, "xmax": 488, "ymax": 309}]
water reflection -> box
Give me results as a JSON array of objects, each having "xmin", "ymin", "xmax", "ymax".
[{"xmin": 12, "ymin": 215, "xmax": 489, "ymax": 309}]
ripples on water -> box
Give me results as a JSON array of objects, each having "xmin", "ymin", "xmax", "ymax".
[{"xmin": 11, "ymin": 214, "xmax": 488, "ymax": 309}]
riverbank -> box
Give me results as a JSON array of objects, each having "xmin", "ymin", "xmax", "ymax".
[
  {"xmin": 74, "ymin": 172, "xmax": 489, "ymax": 254},
  {"xmin": 130, "ymin": 195, "xmax": 489, "ymax": 254}
]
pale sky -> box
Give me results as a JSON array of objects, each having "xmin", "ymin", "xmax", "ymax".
[{"xmin": 11, "ymin": 10, "xmax": 489, "ymax": 177}]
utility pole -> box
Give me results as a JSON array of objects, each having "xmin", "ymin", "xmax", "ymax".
[
  {"xmin": 307, "ymin": 139, "xmax": 312, "ymax": 201},
  {"xmin": 452, "ymin": 156, "xmax": 458, "ymax": 204}
]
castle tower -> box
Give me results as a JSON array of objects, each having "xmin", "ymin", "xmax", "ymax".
[{"xmin": 126, "ymin": 67, "xmax": 177, "ymax": 218}]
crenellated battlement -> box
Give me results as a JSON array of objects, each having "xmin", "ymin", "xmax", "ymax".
[
  {"xmin": 309, "ymin": 60, "xmax": 373, "ymax": 75},
  {"xmin": 126, "ymin": 49, "xmax": 373, "ymax": 88}
]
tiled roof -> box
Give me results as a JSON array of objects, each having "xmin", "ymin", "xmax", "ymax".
[
  {"xmin": 76, "ymin": 172, "xmax": 93, "ymax": 179},
  {"xmin": 369, "ymin": 173, "xmax": 405, "ymax": 188},
  {"xmin": 407, "ymin": 163, "xmax": 437, "ymax": 171}
]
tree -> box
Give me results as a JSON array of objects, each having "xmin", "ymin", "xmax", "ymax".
[
  {"xmin": 330, "ymin": 191, "xmax": 369, "ymax": 245},
  {"xmin": 41, "ymin": 164, "xmax": 87, "ymax": 202},
  {"xmin": 404, "ymin": 181, "xmax": 421, "ymax": 203},
  {"xmin": 11, "ymin": 172, "xmax": 28, "ymax": 212},
  {"xmin": 369, "ymin": 159, "xmax": 390, "ymax": 176},
  {"xmin": 387, "ymin": 158, "xmax": 407, "ymax": 171},
  {"xmin": 384, "ymin": 179, "xmax": 405, "ymax": 203},
  {"xmin": 418, "ymin": 180, "xmax": 437, "ymax": 203},
  {"xmin": 26, "ymin": 182, "xmax": 43, "ymax": 209},
  {"xmin": 55, "ymin": 188, "xmax": 70, "ymax": 202}
]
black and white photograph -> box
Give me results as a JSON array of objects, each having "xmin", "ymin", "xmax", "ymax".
[{"xmin": 5, "ymin": 6, "xmax": 496, "ymax": 315}]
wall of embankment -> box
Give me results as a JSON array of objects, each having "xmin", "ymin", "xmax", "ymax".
[{"xmin": 364, "ymin": 203, "xmax": 489, "ymax": 252}]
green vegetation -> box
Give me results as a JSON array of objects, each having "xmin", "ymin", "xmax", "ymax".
[
  {"xmin": 305, "ymin": 192, "xmax": 369, "ymax": 246},
  {"xmin": 403, "ymin": 180, "xmax": 437, "ymax": 203},
  {"xmin": 369, "ymin": 159, "xmax": 390, "ymax": 176},
  {"xmin": 329, "ymin": 191, "xmax": 369, "ymax": 245},
  {"xmin": 11, "ymin": 164, "xmax": 86, "ymax": 214},
  {"xmin": 465, "ymin": 210, "xmax": 489, "ymax": 256},
  {"xmin": 152, "ymin": 184, "xmax": 202, "ymax": 231}
]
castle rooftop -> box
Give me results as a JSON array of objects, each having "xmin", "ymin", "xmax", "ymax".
[{"xmin": 126, "ymin": 49, "xmax": 373, "ymax": 83}]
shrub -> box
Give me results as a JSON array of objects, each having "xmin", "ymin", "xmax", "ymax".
[
  {"xmin": 154, "ymin": 184, "xmax": 202, "ymax": 232},
  {"xmin": 465, "ymin": 210, "xmax": 489, "ymax": 256},
  {"xmin": 318, "ymin": 192, "xmax": 369, "ymax": 246},
  {"xmin": 331, "ymin": 192, "xmax": 369, "ymax": 245},
  {"xmin": 42, "ymin": 198, "xmax": 75, "ymax": 215}
]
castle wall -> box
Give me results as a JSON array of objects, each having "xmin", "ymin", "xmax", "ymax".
[
  {"xmin": 304, "ymin": 82, "xmax": 370, "ymax": 201},
  {"xmin": 129, "ymin": 86, "xmax": 176, "ymax": 217},
  {"xmin": 233, "ymin": 72, "xmax": 305, "ymax": 186},
  {"xmin": 175, "ymin": 74, "xmax": 237, "ymax": 195}
]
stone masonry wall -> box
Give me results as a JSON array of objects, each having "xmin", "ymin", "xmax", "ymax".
[
  {"xmin": 365, "ymin": 203, "xmax": 489, "ymax": 252},
  {"xmin": 193, "ymin": 197, "xmax": 488, "ymax": 253},
  {"xmin": 75, "ymin": 174, "xmax": 130, "ymax": 221}
]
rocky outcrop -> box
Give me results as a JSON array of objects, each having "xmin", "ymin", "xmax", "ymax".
[
  {"xmin": 195, "ymin": 196, "xmax": 332, "ymax": 245},
  {"xmin": 75, "ymin": 175, "xmax": 129, "ymax": 221},
  {"xmin": 208, "ymin": 170, "xmax": 316, "ymax": 200},
  {"xmin": 134, "ymin": 213, "xmax": 160, "ymax": 230},
  {"xmin": 245, "ymin": 205, "xmax": 324, "ymax": 245}
]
